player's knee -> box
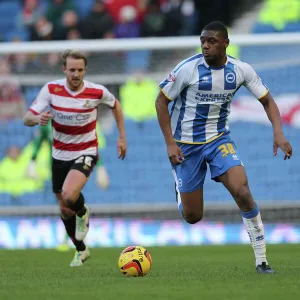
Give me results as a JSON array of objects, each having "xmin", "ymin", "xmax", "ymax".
[
  {"xmin": 61, "ymin": 190, "xmax": 77, "ymax": 206},
  {"xmin": 183, "ymin": 212, "xmax": 203, "ymax": 224},
  {"xmin": 234, "ymin": 184, "xmax": 252, "ymax": 208}
]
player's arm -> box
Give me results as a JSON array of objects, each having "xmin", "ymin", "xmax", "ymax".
[
  {"xmin": 243, "ymin": 63, "xmax": 292, "ymax": 160},
  {"xmin": 155, "ymin": 91, "xmax": 184, "ymax": 165},
  {"xmin": 112, "ymin": 99, "xmax": 126, "ymax": 160},
  {"xmin": 24, "ymin": 110, "xmax": 53, "ymax": 127},
  {"xmin": 24, "ymin": 84, "xmax": 52, "ymax": 127},
  {"xmin": 258, "ymin": 93, "xmax": 292, "ymax": 159},
  {"xmin": 155, "ymin": 66, "xmax": 188, "ymax": 165}
]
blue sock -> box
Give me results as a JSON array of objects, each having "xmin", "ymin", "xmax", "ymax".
[{"xmin": 241, "ymin": 202, "xmax": 259, "ymax": 219}]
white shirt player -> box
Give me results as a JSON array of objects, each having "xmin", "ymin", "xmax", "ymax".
[
  {"xmin": 30, "ymin": 78, "xmax": 115, "ymax": 161},
  {"xmin": 159, "ymin": 54, "xmax": 269, "ymax": 144}
]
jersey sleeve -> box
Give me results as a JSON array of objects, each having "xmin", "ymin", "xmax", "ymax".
[
  {"xmin": 100, "ymin": 86, "xmax": 116, "ymax": 108},
  {"xmin": 159, "ymin": 63, "xmax": 189, "ymax": 101},
  {"xmin": 29, "ymin": 84, "xmax": 51, "ymax": 115},
  {"xmin": 242, "ymin": 63, "xmax": 269, "ymax": 99}
]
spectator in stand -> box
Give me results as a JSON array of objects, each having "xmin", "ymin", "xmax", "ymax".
[
  {"xmin": 17, "ymin": 0, "xmax": 44, "ymax": 30},
  {"xmin": 140, "ymin": 0, "xmax": 165, "ymax": 37},
  {"xmin": 66, "ymin": 28, "xmax": 82, "ymax": 40},
  {"xmin": 46, "ymin": 0, "xmax": 75, "ymax": 28},
  {"xmin": 0, "ymin": 58, "xmax": 26, "ymax": 120},
  {"xmin": 161, "ymin": 0, "xmax": 184, "ymax": 36},
  {"xmin": 82, "ymin": 0, "xmax": 115, "ymax": 39},
  {"xmin": 120, "ymin": 70, "xmax": 158, "ymax": 123},
  {"xmin": 55, "ymin": 10, "xmax": 84, "ymax": 40},
  {"xmin": 30, "ymin": 16, "xmax": 60, "ymax": 41},
  {"xmin": 115, "ymin": 5, "xmax": 140, "ymax": 38},
  {"xmin": 0, "ymin": 146, "xmax": 45, "ymax": 197},
  {"xmin": 105, "ymin": 0, "xmax": 146, "ymax": 23},
  {"xmin": 179, "ymin": 0, "xmax": 197, "ymax": 35}
]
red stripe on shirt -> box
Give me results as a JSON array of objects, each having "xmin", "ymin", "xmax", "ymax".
[
  {"xmin": 52, "ymin": 119, "xmax": 97, "ymax": 135},
  {"xmin": 48, "ymin": 84, "xmax": 73, "ymax": 98},
  {"xmin": 53, "ymin": 139, "xmax": 98, "ymax": 151},
  {"xmin": 29, "ymin": 108, "xmax": 39, "ymax": 115},
  {"xmin": 50, "ymin": 104, "xmax": 95, "ymax": 113},
  {"xmin": 77, "ymin": 88, "xmax": 103, "ymax": 99},
  {"xmin": 48, "ymin": 84, "xmax": 103, "ymax": 100}
]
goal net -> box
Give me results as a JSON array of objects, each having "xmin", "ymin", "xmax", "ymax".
[{"xmin": 0, "ymin": 34, "xmax": 299, "ymax": 248}]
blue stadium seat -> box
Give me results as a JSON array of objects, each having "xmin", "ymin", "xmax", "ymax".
[
  {"xmin": 251, "ymin": 23, "xmax": 277, "ymax": 34},
  {"xmin": 4, "ymin": 29, "xmax": 29, "ymax": 42},
  {"xmin": 0, "ymin": 193, "xmax": 13, "ymax": 206},
  {"xmin": 283, "ymin": 22, "xmax": 300, "ymax": 32},
  {"xmin": 124, "ymin": 50, "xmax": 151, "ymax": 74},
  {"xmin": 0, "ymin": 1, "xmax": 21, "ymax": 34}
]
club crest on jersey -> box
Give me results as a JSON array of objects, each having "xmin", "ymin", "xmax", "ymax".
[
  {"xmin": 83, "ymin": 100, "xmax": 92, "ymax": 108},
  {"xmin": 167, "ymin": 72, "xmax": 176, "ymax": 82},
  {"xmin": 225, "ymin": 72, "xmax": 236, "ymax": 84}
]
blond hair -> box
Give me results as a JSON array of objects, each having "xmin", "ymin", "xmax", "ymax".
[{"xmin": 61, "ymin": 49, "xmax": 87, "ymax": 67}]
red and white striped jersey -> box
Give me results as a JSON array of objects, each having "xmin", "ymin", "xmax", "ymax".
[{"xmin": 30, "ymin": 78, "xmax": 116, "ymax": 161}]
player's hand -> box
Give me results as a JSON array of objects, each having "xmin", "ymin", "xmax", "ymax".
[
  {"xmin": 117, "ymin": 136, "xmax": 127, "ymax": 160},
  {"xmin": 167, "ymin": 142, "xmax": 184, "ymax": 165},
  {"xmin": 273, "ymin": 132, "xmax": 292, "ymax": 160},
  {"xmin": 39, "ymin": 110, "xmax": 53, "ymax": 126}
]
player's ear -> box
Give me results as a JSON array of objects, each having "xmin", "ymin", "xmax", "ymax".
[
  {"xmin": 225, "ymin": 38, "xmax": 230, "ymax": 49},
  {"xmin": 62, "ymin": 65, "xmax": 66, "ymax": 73}
]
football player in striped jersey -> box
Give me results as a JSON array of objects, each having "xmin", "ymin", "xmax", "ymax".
[{"xmin": 156, "ymin": 21, "xmax": 292, "ymax": 274}]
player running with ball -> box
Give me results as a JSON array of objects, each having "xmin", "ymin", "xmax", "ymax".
[
  {"xmin": 156, "ymin": 21, "xmax": 292, "ymax": 274},
  {"xmin": 24, "ymin": 49, "xmax": 127, "ymax": 267}
]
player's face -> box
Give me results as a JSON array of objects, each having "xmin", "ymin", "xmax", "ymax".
[
  {"xmin": 63, "ymin": 58, "xmax": 86, "ymax": 91},
  {"xmin": 200, "ymin": 30, "xmax": 229, "ymax": 65}
]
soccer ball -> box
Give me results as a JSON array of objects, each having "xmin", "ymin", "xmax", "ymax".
[{"xmin": 118, "ymin": 245, "xmax": 152, "ymax": 277}]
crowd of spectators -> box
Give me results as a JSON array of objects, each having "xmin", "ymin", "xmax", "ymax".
[{"xmin": 16, "ymin": 0, "xmax": 198, "ymax": 42}]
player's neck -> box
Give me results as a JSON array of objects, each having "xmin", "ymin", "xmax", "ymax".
[
  {"xmin": 206, "ymin": 55, "xmax": 227, "ymax": 69},
  {"xmin": 66, "ymin": 81, "xmax": 84, "ymax": 92}
]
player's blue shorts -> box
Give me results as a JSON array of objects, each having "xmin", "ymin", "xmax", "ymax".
[{"xmin": 172, "ymin": 133, "xmax": 243, "ymax": 193}]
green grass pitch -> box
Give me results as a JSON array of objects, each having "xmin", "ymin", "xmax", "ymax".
[{"xmin": 0, "ymin": 244, "xmax": 299, "ymax": 300}]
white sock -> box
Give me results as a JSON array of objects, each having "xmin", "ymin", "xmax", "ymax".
[{"xmin": 242, "ymin": 203, "xmax": 268, "ymax": 266}]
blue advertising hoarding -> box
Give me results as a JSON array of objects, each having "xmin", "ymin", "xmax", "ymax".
[{"xmin": 0, "ymin": 218, "xmax": 300, "ymax": 249}]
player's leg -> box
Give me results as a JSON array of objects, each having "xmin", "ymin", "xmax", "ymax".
[
  {"xmin": 52, "ymin": 157, "xmax": 91, "ymax": 266},
  {"xmin": 62, "ymin": 155, "xmax": 97, "ymax": 240},
  {"xmin": 56, "ymin": 192, "xmax": 90, "ymax": 266},
  {"xmin": 172, "ymin": 143, "xmax": 206, "ymax": 224},
  {"xmin": 218, "ymin": 166, "xmax": 273, "ymax": 274},
  {"xmin": 208, "ymin": 136, "xmax": 273, "ymax": 274}
]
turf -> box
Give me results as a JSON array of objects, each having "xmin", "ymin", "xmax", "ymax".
[{"xmin": 0, "ymin": 245, "xmax": 299, "ymax": 300}]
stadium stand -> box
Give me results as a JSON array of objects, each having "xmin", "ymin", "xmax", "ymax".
[{"xmin": 0, "ymin": 0, "xmax": 299, "ymax": 208}]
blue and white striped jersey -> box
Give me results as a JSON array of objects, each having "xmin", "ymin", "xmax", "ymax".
[{"xmin": 159, "ymin": 54, "xmax": 268, "ymax": 144}]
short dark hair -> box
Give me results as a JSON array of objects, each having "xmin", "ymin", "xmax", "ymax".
[
  {"xmin": 202, "ymin": 21, "xmax": 228, "ymax": 39},
  {"xmin": 62, "ymin": 49, "xmax": 87, "ymax": 67}
]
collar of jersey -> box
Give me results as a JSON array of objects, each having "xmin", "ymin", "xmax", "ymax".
[
  {"xmin": 203, "ymin": 56, "xmax": 228, "ymax": 70},
  {"xmin": 64, "ymin": 79, "xmax": 86, "ymax": 96}
]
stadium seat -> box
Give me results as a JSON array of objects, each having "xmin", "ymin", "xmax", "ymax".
[
  {"xmin": 283, "ymin": 22, "xmax": 300, "ymax": 32},
  {"xmin": 251, "ymin": 23, "xmax": 277, "ymax": 34},
  {"xmin": 0, "ymin": 193, "xmax": 14, "ymax": 206},
  {"xmin": 4, "ymin": 29, "xmax": 29, "ymax": 42}
]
